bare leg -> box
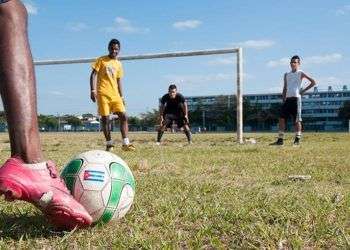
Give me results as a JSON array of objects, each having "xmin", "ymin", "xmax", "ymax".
[
  {"xmin": 294, "ymin": 121, "xmax": 302, "ymax": 141},
  {"xmin": 278, "ymin": 118, "xmax": 286, "ymax": 133},
  {"xmin": 101, "ymin": 116, "xmax": 111, "ymax": 141},
  {"xmin": 277, "ymin": 118, "xmax": 286, "ymax": 140},
  {"xmin": 294, "ymin": 121, "xmax": 302, "ymax": 133},
  {"xmin": 0, "ymin": 0, "xmax": 43, "ymax": 163},
  {"xmin": 117, "ymin": 112, "xmax": 128, "ymax": 139}
]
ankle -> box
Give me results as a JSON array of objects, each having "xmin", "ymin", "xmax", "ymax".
[{"xmin": 123, "ymin": 138, "xmax": 130, "ymax": 145}]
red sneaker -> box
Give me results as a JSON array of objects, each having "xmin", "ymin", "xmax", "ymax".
[{"xmin": 0, "ymin": 157, "xmax": 92, "ymax": 230}]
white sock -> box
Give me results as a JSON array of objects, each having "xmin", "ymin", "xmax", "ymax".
[
  {"xmin": 296, "ymin": 132, "xmax": 301, "ymax": 138},
  {"xmin": 278, "ymin": 131, "xmax": 284, "ymax": 139},
  {"xmin": 123, "ymin": 138, "xmax": 130, "ymax": 145},
  {"xmin": 23, "ymin": 162, "xmax": 47, "ymax": 169},
  {"xmin": 106, "ymin": 140, "xmax": 114, "ymax": 146}
]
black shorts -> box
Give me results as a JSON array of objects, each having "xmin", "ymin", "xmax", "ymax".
[
  {"xmin": 163, "ymin": 114, "xmax": 187, "ymax": 128},
  {"xmin": 280, "ymin": 97, "xmax": 302, "ymax": 122}
]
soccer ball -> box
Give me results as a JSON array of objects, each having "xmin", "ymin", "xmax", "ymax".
[{"xmin": 61, "ymin": 150, "xmax": 136, "ymax": 224}]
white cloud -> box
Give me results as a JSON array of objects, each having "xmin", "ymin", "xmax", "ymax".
[
  {"xmin": 304, "ymin": 53, "xmax": 343, "ymax": 65},
  {"xmin": 23, "ymin": 1, "xmax": 38, "ymax": 15},
  {"xmin": 267, "ymin": 57, "xmax": 290, "ymax": 68},
  {"xmin": 335, "ymin": 5, "xmax": 350, "ymax": 16},
  {"xmin": 173, "ymin": 20, "xmax": 202, "ymax": 30},
  {"xmin": 66, "ymin": 22, "xmax": 89, "ymax": 32},
  {"xmin": 267, "ymin": 53, "xmax": 343, "ymax": 68},
  {"xmin": 103, "ymin": 17, "xmax": 150, "ymax": 34},
  {"xmin": 232, "ymin": 39, "xmax": 275, "ymax": 50}
]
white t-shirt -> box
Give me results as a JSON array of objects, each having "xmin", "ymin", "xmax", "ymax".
[{"xmin": 285, "ymin": 70, "xmax": 303, "ymax": 98}]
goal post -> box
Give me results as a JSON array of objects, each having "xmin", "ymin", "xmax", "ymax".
[{"xmin": 34, "ymin": 48, "xmax": 244, "ymax": 143}]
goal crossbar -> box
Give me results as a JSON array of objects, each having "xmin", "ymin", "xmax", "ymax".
[{"xmin": 34, "ymin": 48, "xmax": 244, "ymax": 143}]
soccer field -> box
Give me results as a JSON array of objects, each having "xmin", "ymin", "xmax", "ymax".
[{"xmin": 0, "ymin": 132, "xmax": 349, "ymax": 248}]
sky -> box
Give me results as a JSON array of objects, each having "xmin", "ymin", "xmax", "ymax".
[{"xmin": 16, "ymin": 0, "xmax": 350, "ymax": 115}]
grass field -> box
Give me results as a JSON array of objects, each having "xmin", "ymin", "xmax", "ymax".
[{"xmin": 0, "ymin": 132, "xmax": 349, "ymax": 248}]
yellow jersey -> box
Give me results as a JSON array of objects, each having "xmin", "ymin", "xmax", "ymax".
[{"xmin": 92, "ymin": 55, "xmax": 124, "ymax": 99}]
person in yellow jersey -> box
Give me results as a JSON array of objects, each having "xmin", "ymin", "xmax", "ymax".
[{"xmin": 90, "ymin": 39, "xmax": 135, "ymax": 151}]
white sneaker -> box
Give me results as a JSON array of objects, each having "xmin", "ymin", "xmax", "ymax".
[{"xmin": 155, "ymin": 142, "xmax": 161, "ymax": 146}]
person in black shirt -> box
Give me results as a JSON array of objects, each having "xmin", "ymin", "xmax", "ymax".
[{"xmin": 156, "ymin": 84, "xmax": 192, "ymax": 144}]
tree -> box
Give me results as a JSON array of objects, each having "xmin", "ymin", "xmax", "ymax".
[
  {"xmin": 66, "ymin": 116, "xmax": 82, "ymax": 131},
  {"xmin": 128, "ymin": 116, "xmax": 142, "ymax": 131},
  {"xmin": 38, "ymin": 115, "xmax": 58, "ymax": 131},
  {"xmin": 0, "ymin": 111, "xmax": 6, "ymax": 123},
  {"xmin": 140, "ymin": 109, "xmax": 159, "ymax": 128}
]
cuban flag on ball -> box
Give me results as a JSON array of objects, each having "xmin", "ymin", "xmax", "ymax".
[{"xmin": 83, "ymin": 170, "xmax": 105, "ymax": 182}]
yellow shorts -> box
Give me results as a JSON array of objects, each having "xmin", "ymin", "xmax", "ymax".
[{"xmin": 97, "ymin": 94, "xmax": 125, "ymax": 116}]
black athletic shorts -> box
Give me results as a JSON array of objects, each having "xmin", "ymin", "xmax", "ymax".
[
  {"xmin": 0, "ymin": 0, "xmax": 11, "ymax": 4},
  {"xmin": 163, "ymin": 114, "xmax": 188, "ymax": 129},
  {"xmin": 280, "ymin": 97, "xmax": 302, "ymax": 122}
]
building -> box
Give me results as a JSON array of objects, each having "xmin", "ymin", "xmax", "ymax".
[{"xmin": 186, "ymin": 85, "xmax": 350, "ymax": 131}]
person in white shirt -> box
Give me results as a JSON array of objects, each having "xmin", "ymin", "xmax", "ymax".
[{"xmin": 270, "ymin": 55, "xmax": 316, "ymax": 146}]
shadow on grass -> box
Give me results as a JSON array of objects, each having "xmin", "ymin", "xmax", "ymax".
[{"xmin": 0, "ymin": 212, "xmax": 64, "ymax": 240}]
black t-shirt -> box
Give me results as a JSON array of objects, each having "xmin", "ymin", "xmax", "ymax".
[{"xmin": 160, "ymin": 93, "xmax": 186, "ymax": 115}]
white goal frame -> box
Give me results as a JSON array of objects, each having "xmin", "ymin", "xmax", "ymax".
[{"xmin": 34, "ymin": 48, "xmax": 244, "ymax": 143}]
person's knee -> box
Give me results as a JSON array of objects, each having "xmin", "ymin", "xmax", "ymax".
[
  {"xmin": 101, "ymin": 116, "xmax": 108, "ymax": 124},
  {"xmin": 117, "ymin": 112, "xmax": 127, "ymax": 121}
]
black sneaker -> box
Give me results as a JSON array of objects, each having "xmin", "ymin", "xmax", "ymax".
[
  {"xmin": 293, "ymin": 137, "xmax": 300, "ymax": 146},
  {"xmin": 106, "ymin": 144, "xmax": 114, "ymax": 151},
  {"xmin": 270, "ymin": 138, "xmax": 284, "ymax": 146}
]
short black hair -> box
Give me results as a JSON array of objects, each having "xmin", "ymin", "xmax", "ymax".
[
  {"xmin": 108, "ymin": 39, "xmax": 121, "ymax": 48},
  {"xmin": 291, "ymin": 55, "xmax": 300, "ymax": 62},
  {"xmin": 168, "ymin": 84, "xmax": 177, "ymax": 91}
]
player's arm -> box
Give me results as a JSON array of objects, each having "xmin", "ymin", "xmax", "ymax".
[
  {"xmin": 179, "ymin": 94, "xmax": 189, "ymax": 123},
  {"xmin": 89, "ymin": 69, "xmax": 97, "ymax": 102},
  {"xmin": 183, "ymin": 101, "xmax": 189, "ymax": 123},
  {"xmin": 159, "ymin": 103, "xmax": 165, "ymax": 124},
  {"xmin": 300, "ymin": 72, "xmax": 316, "ymax": 95},
  {"xmin": 282, "ymin": 73, "xmax": 287, "ymax": 102}
]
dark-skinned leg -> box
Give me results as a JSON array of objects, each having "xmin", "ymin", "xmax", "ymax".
[
  {"xmin": 0, "ymin": 0, "xmax": 92, "ymax": 229},
  {"xmin": 0, "ymin": 0, "xmax": 43, "ymax": 163},
  {"xmin": 101, "ymin": 116, "xmax": 111, "ymax": 141},
  {"xmin": 278, "ymin": 118, "xmax": 286, "ymax": 139},
  {"xmin": 101, "ymin": 116, "xmax": 115, "ymax": 151},
  {"xmin": 117, "ymin": 112, "xmax": 128, "ymax": 140},
  {"xmin": 117, "ymin": 112, "xmax": 135, "ymax": 150},
  {"xmin": 270, "ymin": 117, "xmax": 285, "ymax": 145}
]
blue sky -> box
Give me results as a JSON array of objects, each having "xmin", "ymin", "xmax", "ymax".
[{"xmin": 20, "ymin": 0, "xmax": 350, "ymax": 115}]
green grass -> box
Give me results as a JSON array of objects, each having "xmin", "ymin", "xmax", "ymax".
[{"xmin": 0, "ymin": 132, "xmax": 349, "ymax": 248}]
